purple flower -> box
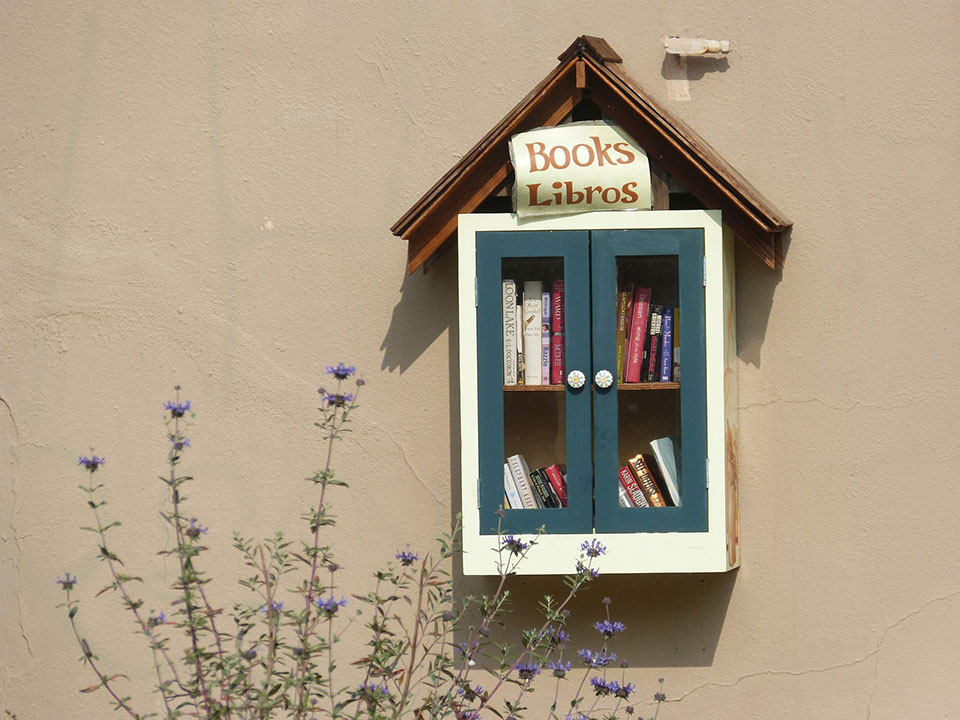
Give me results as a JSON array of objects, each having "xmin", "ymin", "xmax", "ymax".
[
  {"xmin": 548, "ymin": 659, "xmax": 571, "ymax": 678},
  {"xmin": 575, "ymin": 560, "xmax": 599, "ymax": 579},
  {"xmin": 654, "ymin": 691, "xmax": 666, "ymax": 703},
  {"xmin": 243, "ymin": 647, "xmax": 258, "ymax": 660},
  {"xmin": 316, "ymin": 595, "xmax": 347, "ymax": 615},
  {"xmin": 516, "ymin": 661, "xmax": 540, "ymax": 680},
  {"xmin": 395, "ymin": 550, "xmax": 418, "ymax": 566},
  {"xmin": 594, "ymin": 619, "xmax": 626, "ymax": 638},
  {"xmin": 581, "ymin": 539, "xmax": 606, "ymax": 557},
  {"xmin": 56, "ymin": 573, "xmax": 77, "ymax": 590},
  {"xmin": 577, "ymin": 648, "xmax": 615, "ymax": 668},
  {"xmin": 78, "ymin": 455, "xmax": 105, "ymax": 471},
  {"xmin": 615, "ymin": 681, "xmax": 636, "ymax": 699},
  {"xmin": 185, "ymin": 519, "xmax": 208, "ymax": 539},
  {"xmin": 457, "ymin": 683, "xmax": 483, "ymax": 700},
  {"xmin": 260, "ymin": 600, "xmax": 284, "ymax": 613},
  {"xmin": 590, "ymin": 676, "xmax": 611, "ymax": 696},
  {"xmin": 326, "ymin": 363, "xmax": 356, "ymax": 380},
  {"xmin": 164, "ymin": 400, "xmax": 192, "ymax": 418},
  {"xmin": 501, "ymin": 534, "xmax": 529, "ymax": 555},
  {"xmin": 323, "ymin": 391, "xmax": 354, "ymax": 407},
  {"xmin": 544, "ymin": 627, "xmax": 570, "ymax": 646},
  {"xmin": 148, "ymin": 611, "xmax": 165, "ymax": 627},
  {"xmin": 169, "ymin": 436, "xmax": 191, "ymax": 451},
  {"xmin": 358, "ymin": 681, "xmax": 390, "ymax": 699}
]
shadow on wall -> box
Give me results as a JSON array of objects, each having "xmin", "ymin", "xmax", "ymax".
[
  {"xmin": 736, "ymin": 230, "xmax": 789, "ymax": 369},
  {"xmin": 455, "ymin": 569, "xmax": 737, "ymax": 668}
]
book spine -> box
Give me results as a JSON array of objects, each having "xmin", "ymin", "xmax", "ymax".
[
  {"xmin": 628, "ymin": 454, "xmax": 667, "ymax": 507},
  {"xmin": 550, "ymin": 279, "xmax": 565, "ymax": 384},
  {"xmin": 672, "ymin": 306, "xmax": 680, "ymax": 382},
  {"xmin": 644, "ymin": 306, "xmax": 662, "ymax": 382},
  {"xmin": 543, "ymin": 464, "xmax": 567, "ymax": 507},
  {"xmin": 624, "ymin": 287, "xmax": 651, "ymax": 383},
  {"xmin": 503, "ymin": 462, "xmax": 523, "ymax": 510},
  {"xmin": 659, "ymin": 307, "xmax": 674, "ymax": 382},
  {"xmin": 618, "ymin": 465, "xmax": 650, "ymax": 507},
  {"xmin": 522, "ymin": 282, "xmax": 542, "ymax": 385},
  {"xmin": 615, "ymin": 286, "xmax": 630, "ymax": 382},
  {"xmin": 617, "ymin": 483, "xmax": 633, "ymax": 508},
  {"xmin": 528, "ymin": 469, "xmax": 552, "ymax": 508},
  {"xmin": 502, "ymin": 280, "xmax": 518, "ymax": 385},
  {"xmin": 507, "ymin": 454, "xmax": 538, "ymax": 509},
  {"xmin": 541, "ymin": 291, "xmax": 551, "ymax": 383}
]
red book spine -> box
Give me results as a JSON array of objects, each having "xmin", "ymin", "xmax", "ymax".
[
  {"xmin": 624, "ymin": 287, "xmax": 651, "ymax": 383},
  {"xmin": 544, "ymin": 464, "xmax": 567, "ymax": 507},
  {"xmin": 550, "ymin": 280, "xmax": 564, "ymax": 384},
  {"xmin": 618, "ymin": 465, "xmax": 650, "ymax": 508},
  {"xmin": 646, "ymin": 333, "xmax": 660, "ymax": 381}
]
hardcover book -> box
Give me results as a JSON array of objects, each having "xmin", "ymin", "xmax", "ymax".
[
  {"xmin": 501, "ymin": 279, "xmax": 518, "ymax": 385},
  {"xmin": 503, "ymin": 462, "xmax": 523, "ymax": 510},
  {"xmin": 617, "ymin": 464, "xmax": 650, "ymax": 508},
  {"xmin": 627, "ymin": 453, "xmax": 668, "ymax": 507},
  {"xmin": 529, "ymin": 468, "xmax": 555, "ymax": 508},
  {"xmin": 649, "ymin": 437, "xmax": 681, "ymax": 507},
  {"xmin": 506, "ymin": 454, "xmax": 539, "ymax": 509},
  {"xmin": 658, "ymin": 306, "xmax": 674, "ymax": 383},
  {"xmin": 550, "ymin": 279, "xmax": 565, "ymax": 384},
  {"xmin": 642, "ymin": 305, "xmax": 663, "ymax": 382},
  {"xmin": 624, "ymin": 287, "xmax": 651, "ymax": 383},
  {"xmin": 522, "ymin": 281, "xmax": 543, "ymax": 385},
  {"xmin": 615, "ymin": 283, "xmax": 634, "ymax": 382},
  {"xmin": 541, "ymin": 290, "xmax": 551, "ymax": 384},
  {"xmin": 544, "ymin": 464, "xmax": 568, "ymax": 507}
]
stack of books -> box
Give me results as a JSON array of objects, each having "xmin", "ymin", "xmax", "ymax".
[
  {"xmin": 502, "ymin": 279, "xmax": 564, "ymax": 386},
  {"xmin": 617, "ymin": 436, "xmax": 682, "ymax": 508},
  {"xmin": 503, "ymin": 454, "xmax": 568, "ymax": 509},
  {"xmin": 615, "ymin": 283, "xmax": 679, "ymax": 384}
]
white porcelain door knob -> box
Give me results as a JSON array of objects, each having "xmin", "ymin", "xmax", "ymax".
[
  {"xmin": 566, "ymin": 370, "xmax": 586, "ymax": 389},
  {"xmin": 594, "ymin": 369, "xmax": 614, "ymax": 389}
]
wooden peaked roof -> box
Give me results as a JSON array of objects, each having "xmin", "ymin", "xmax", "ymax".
[{"xmin": 392, "ymin": 36, "xmax": 791, "ymax": 273}]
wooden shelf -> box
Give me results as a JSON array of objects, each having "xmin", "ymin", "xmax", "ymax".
[{"xmin": 503, "ymin": 382, "xmax": 679, "ymax": 392}]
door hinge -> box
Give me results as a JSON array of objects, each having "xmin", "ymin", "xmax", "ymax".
[
  {"xmin": 477, "ymin": 478, "xmax": 481, "ymax": 509},
  {"xmin": 705, "ymin": 459, "xmax": 710, "ymax": 488},
  {"xmin": 703, "ymin": 256, "xmax": 708, "ymax": 286},
  {"xmin": 474, "ymin": 276, "xmax": 478, "ymax": 307}
]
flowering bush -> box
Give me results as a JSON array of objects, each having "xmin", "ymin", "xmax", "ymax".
[{"xmin": 57, "ymin": 366, "xmax": 667, "ymax": 720}]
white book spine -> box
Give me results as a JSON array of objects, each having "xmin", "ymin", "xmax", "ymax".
[
  {"xmin": 503, "ymin": 463, "xmax": 523, "ymax": 510},
  {"xmin": 507, "ymin": 454, "xmax": 537, "ymax": 509},
  {"xmin": 618, "ymin": 483, "xmax": 633, "ymax": 508},
  {"xmin": 522, "ymin": 281, "xmax": 542, "ymax": 385},
  {"xmin": 502, "ymin": 280, "xmax": 518, "ymax": 385},
  {"xmin": 541, "ymin": 290, "xmax": 551, "ymax": 383}
]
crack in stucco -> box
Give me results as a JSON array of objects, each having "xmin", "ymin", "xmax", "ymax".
[
  {"xmin": 739, "ymin": 397, "xmax": 911, "ymax": 414},
  {"xmin": 0, "ymin": 395, "xmax": 33, "ymax": 656},
  {"xmin": 387, "ymin": 433, "xmax": 444, "ymax": 507},
  {"xmin": 672, "ymin": 591, "xmax": 960, "ymax": 706}
]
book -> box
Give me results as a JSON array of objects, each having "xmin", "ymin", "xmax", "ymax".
[
  {"xmin": 623, "ymin": 287, "xmax": 651, "ymax": 383},
  {"xmin": 503, "ymin": 462, "xmax": 524, "ymax": 510},
  {"xmin": 506, "ymin": 454, "xmax": 539, "ymax": 509},
  {"xmin": 649, "ymin": 437, "xmax": 681, "ymax": 507},
  {"xmin": 543, "ymin": 464, "xmax": 567, "ymax": 507},
  {"xmin": 550, "ymin": 279, "xmax": 565, "ymax": 384},
  {"xmin": 618, "ymin": 464, "xmax": 650, "ymax": 507},
  {"xmin": 615, "ymin": 283, "xmax": 634, "ymax": 382},
  {"xmin": 504, "ymin": 494, "xmax": 510, "ymax": 509},
  {"xmin": 541, "ymin": 290, "xmax": 551, "ymax": 383},
  {"xmin": 658, "ymin": 306, "xmax": 674, "ymax": 383},
  {"xmin": 529, "ymin": 468, "xmax": 555, "ymax": 508},
  {"xmin": 672, "ymin": 306, "xmax": 680, "ymax": 382},
  {"xmin": 617, "ymin": 483, "xmax": 633, "ymax": 508},
  {"xmin": 501, "ymin": 280, "xmax": 518, "ymax": 385},
  {"xmin": 642, "ymin": 305, "xmax": 663, "ymax": 382},
  {"xmin": 522, "ymin": 281, "xmax": 542, "ymax": 385},
  {"xmin": 627, "ymin": 454, "xmax": 668, "ymax": 507}
]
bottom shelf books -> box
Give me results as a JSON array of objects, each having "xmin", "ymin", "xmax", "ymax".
[
  {"xmin": 617, "ymin": 436, "xmax": 682, "ymax": 508},
  {"xmin": 504, "ymin": 454, "xmax": 568, "ymax": 509}
]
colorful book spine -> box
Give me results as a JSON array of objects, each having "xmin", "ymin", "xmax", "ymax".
[
  {"xmin": 529, "ymin": 468, "xmax": 556, "ymax": 508},
  {"xmin": 672, "ymin": 306, "xmax": 680, "ymax": 382},
  {"xmin": 503, "ymin": 462, "xmax": 523, "ymax": 510},
  {"xmin": 618, "ymin": 465, "xmax": 650, "ymax": 507},
  {"xmin": 550, "ymin": 279, "xmax": 564, "ymax": 384},
  {"xmin": 643, "ymin": 305, "xmax": 663, "ymax": 382},
  {"xmin": 507, "ymin": 454, "xmax": 538, "ymax": 509},
  {"xmin": 543, "ymin": 464, "xmax": 567, "ymax": 507},
  {"xmin": 659, "ymin": 307, "xmax": 674, "ymax": 382},
  {"xmin": 522, "ymin": 281, "xmax": 542, "ymax": 385},
  {"xmin": 624, "ymin": 287, "xmax": 651, "ymax": 383},
  {"xmin": 627, "ymin": 454, "xmax": 668, "ymax": 507},
  {"xmin": 541, "ymin": 291, "xmax": 551, "ymax": 383},
  {"xmin": 615, "ymin": 284, "xmax": 633, "ymax": 382},
  {"xmin": 501, "ymin": 280, "xmax": 518, "ymax": 385}
]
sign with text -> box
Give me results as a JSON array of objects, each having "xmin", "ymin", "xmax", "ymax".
[{"xmin": 509, "ymin": 121, "xmax": 652, "ymax": 218}]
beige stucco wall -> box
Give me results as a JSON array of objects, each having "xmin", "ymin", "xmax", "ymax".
[{"xmin": 2, "ymin": 2, "xmax": 959, "ymax": 718}]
